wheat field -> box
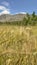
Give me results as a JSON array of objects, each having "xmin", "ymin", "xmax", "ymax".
[{"xmin": 0, "ymin": 25, "xmax": 37, "ymax": 65}]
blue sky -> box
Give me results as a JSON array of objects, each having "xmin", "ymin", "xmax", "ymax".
[{"xmin": 0, "ymin": 0, "xmax": 37, "ymax": 14}]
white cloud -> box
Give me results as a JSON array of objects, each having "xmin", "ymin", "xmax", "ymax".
[
  {"xmin": 1, "ymin": 1, "xmax": 9, "ymax": 7},
  {"xmin": 19, "ymin": 12, "xmax": 26, "ymax": 14},
  {"xmin": 0, "ymin": 6, "xmax": 6, "ymax": 10},
  {"xmin": 0, "ymin": 10, "xmax": 10, "ymax": 15},
  {"xmin": 15, "ymin": 12, "xmax": 26, "ymax": 14},
  {"xmin": 0, "ymin": 5, "xmax": 10, "ymax": 15}
]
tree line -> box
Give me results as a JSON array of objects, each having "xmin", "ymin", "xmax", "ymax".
[{"xmin": 22, "ymin": 11, "xmax": 37, "ymax": 26}]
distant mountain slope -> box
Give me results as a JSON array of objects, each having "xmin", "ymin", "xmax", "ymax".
[{"xmin": 0, "ymin": 14, "xmax": 26, "ymax": 22}]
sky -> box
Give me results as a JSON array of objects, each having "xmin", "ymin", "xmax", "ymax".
[{"xmin": 0, "ymin": 0, "xmax": 37, "ymax": 15}]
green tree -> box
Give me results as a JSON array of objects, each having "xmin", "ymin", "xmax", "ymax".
[{"xmin": 31, "ymin": 11, "xmax": 36, "ymax": 25}]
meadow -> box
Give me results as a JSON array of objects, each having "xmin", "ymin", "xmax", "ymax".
[{"xmin": 0, "ymin": 25, "xmax": 37, "ymax": 65}]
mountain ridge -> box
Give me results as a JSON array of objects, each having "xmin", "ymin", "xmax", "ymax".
[{"xmin": 0, "ymin": 13, "xmax": 26, "ymax": 22}]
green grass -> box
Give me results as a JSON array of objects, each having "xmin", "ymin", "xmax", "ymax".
[{"xmin": 0, "ymin": 25, "xmax": 37, "ymax": 65}]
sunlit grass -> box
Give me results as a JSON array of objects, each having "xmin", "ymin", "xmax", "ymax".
[{"xmin": 0, "ymin": 25, "xmax": 37, "ymax": 65}]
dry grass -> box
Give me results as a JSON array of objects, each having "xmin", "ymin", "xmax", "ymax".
[{"xmin": 0, "ymin": 25, "xmax": 37, "ymax": 65}]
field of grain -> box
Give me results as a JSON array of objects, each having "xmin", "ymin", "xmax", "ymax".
[{"xmin": 0, "ymin": 25, "xmax": 37, "ymax": 65}]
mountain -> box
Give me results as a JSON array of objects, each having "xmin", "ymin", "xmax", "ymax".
[{"xmin": 0, "ymin": 13, "xmax": 26, "ymax": 22}]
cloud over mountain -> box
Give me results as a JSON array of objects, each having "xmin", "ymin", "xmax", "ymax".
[
  {"xmin": 0, "ymin": 1, "xmax": 10, "ymax": 15},
  {"xmin": 0, "ymin": 5, "xmax": 10, "ymax": 15},
  {"xmin": 0, "ymin": 10, "xmax": 10, "ymax": 15}
]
